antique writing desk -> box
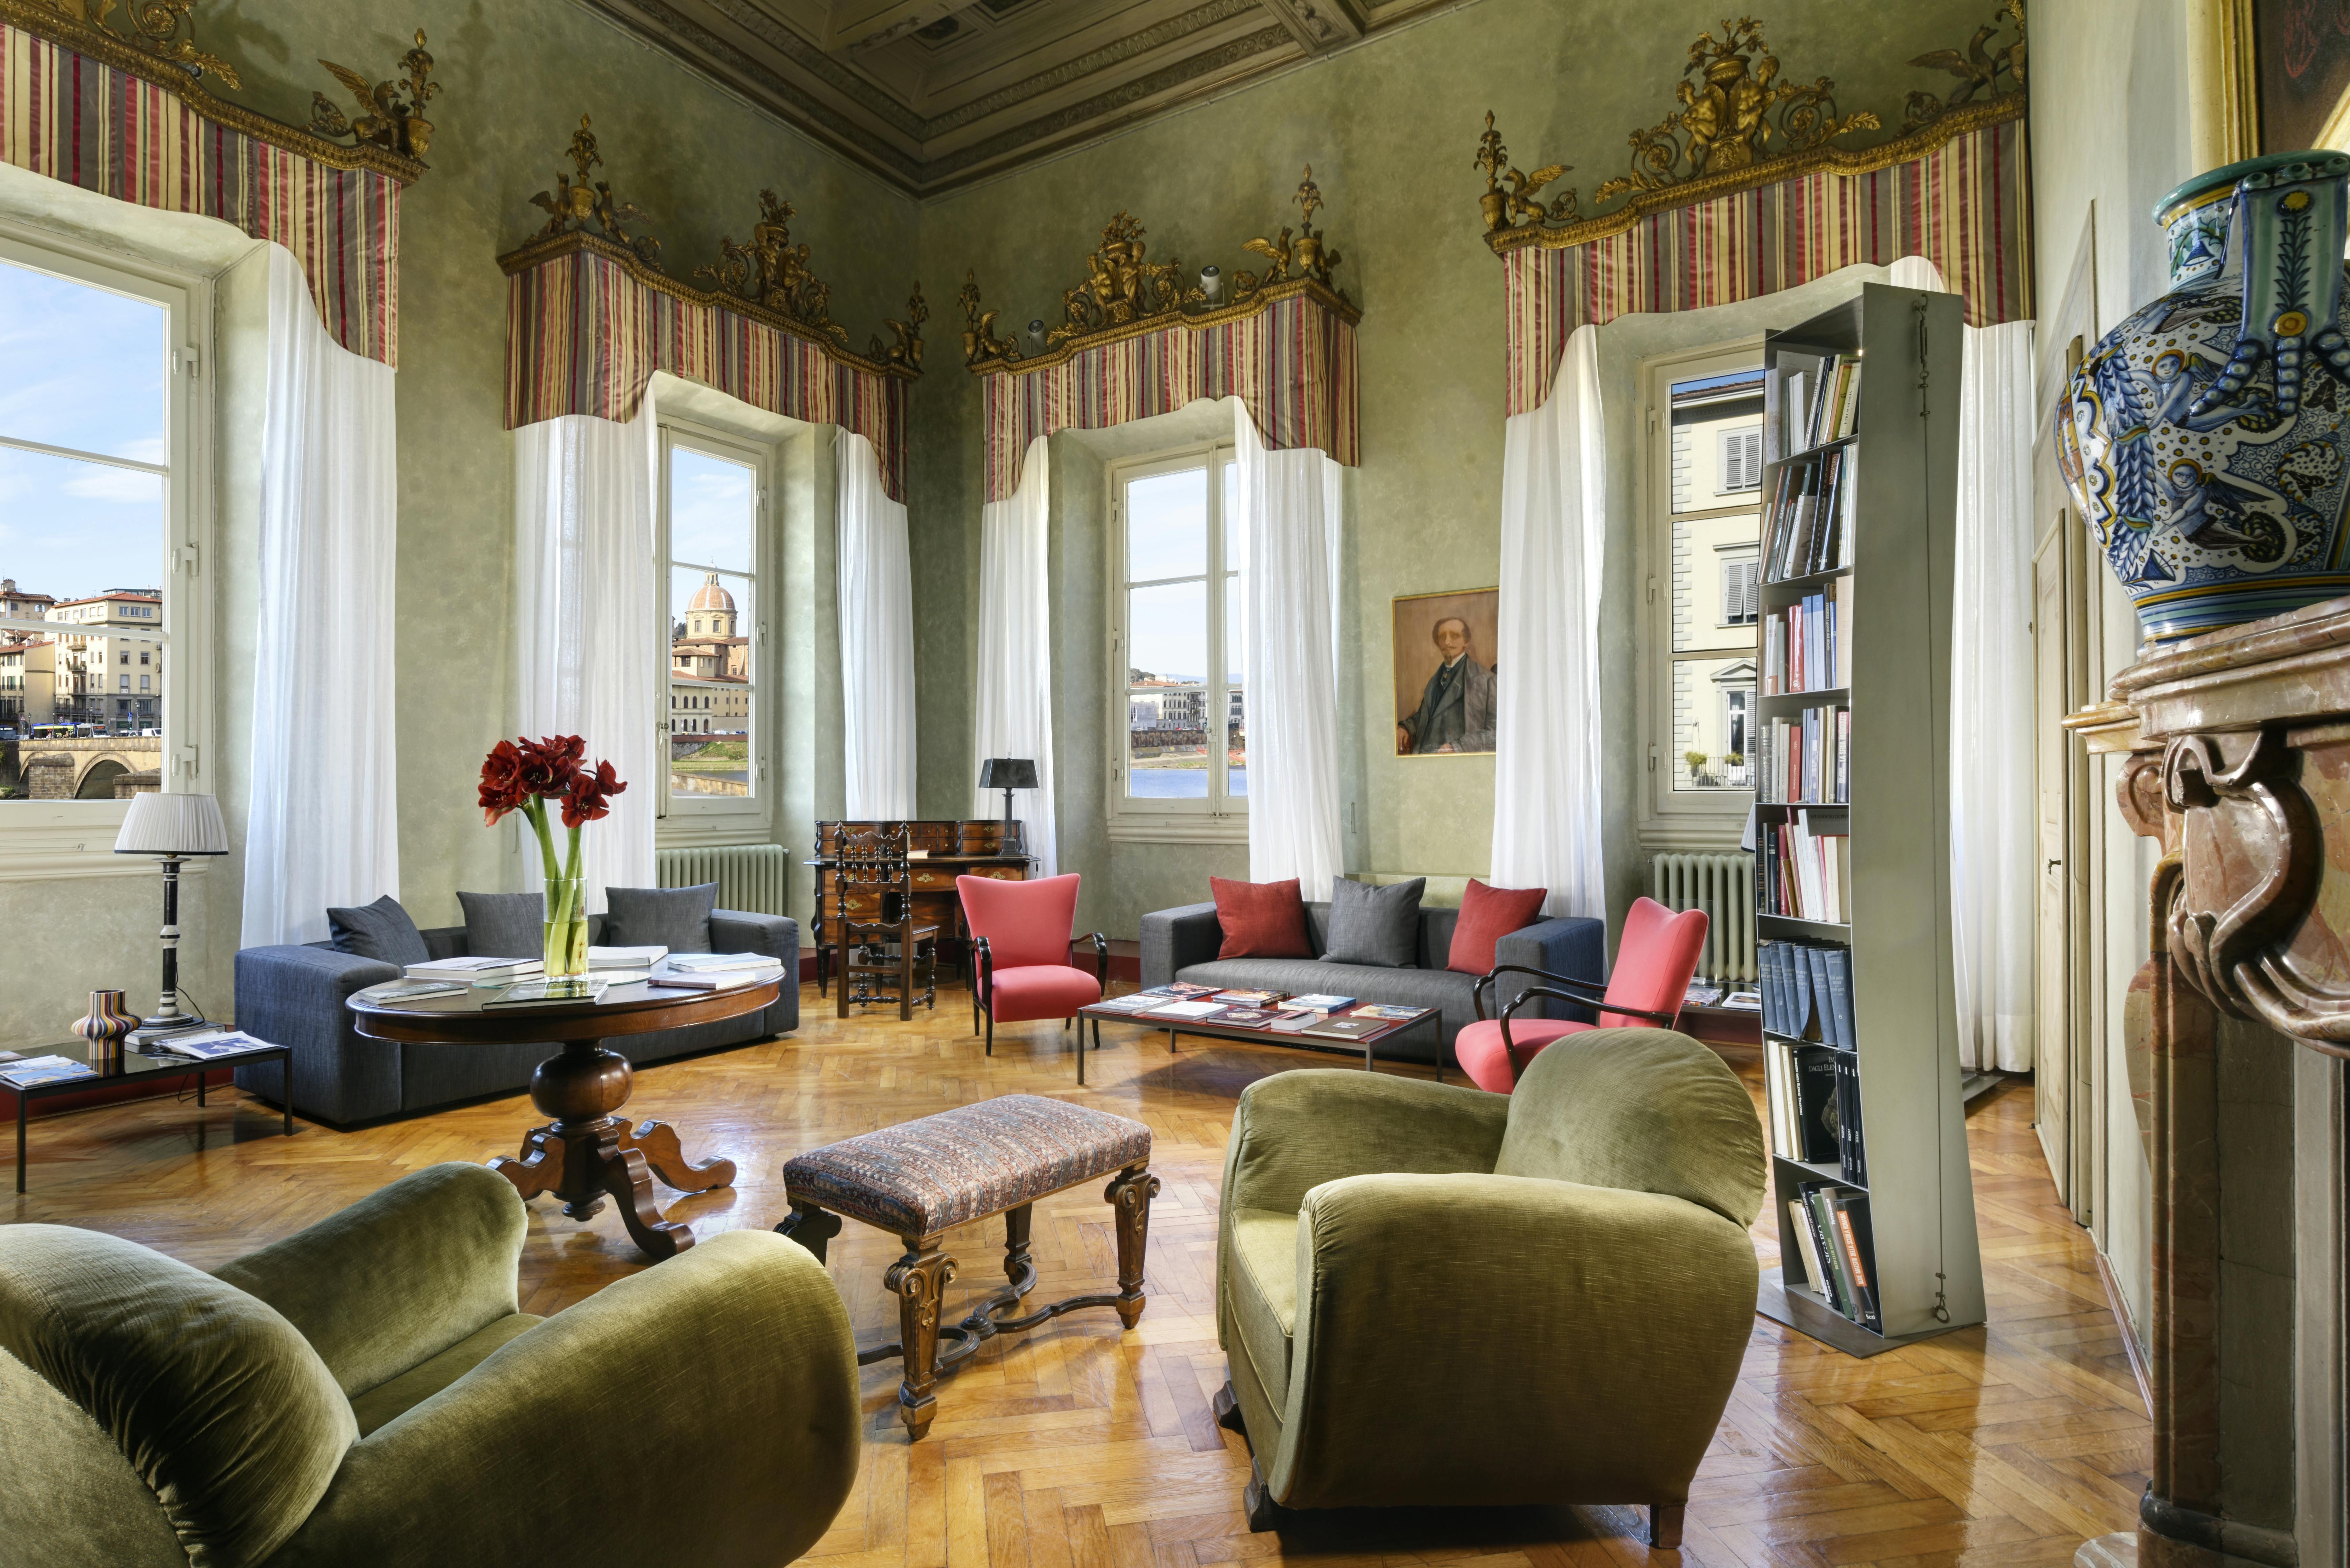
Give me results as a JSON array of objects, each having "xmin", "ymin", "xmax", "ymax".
[{"xmin": 808, "ymin": 820, "xmax": 1032, "ymax": 995}]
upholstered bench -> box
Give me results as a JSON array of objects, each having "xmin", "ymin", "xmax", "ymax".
[{"xmin": 776, "ymin": 1094, "xmax": 1158, "ymax": 1438}]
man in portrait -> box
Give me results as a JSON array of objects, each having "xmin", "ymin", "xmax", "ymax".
[{"xmin": 1396, "ymin": 615, "xmax": 1495, "ymax": 754}]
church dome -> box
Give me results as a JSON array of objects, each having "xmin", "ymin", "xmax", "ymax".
[{"xmin": 688, "ymin": 572, "xmax": 735, "ymax": 614}]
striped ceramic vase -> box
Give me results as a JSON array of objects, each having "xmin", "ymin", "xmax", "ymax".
[{"xmin": 71, "ymin": 990, "xmax": 141, "ymax": 1062}]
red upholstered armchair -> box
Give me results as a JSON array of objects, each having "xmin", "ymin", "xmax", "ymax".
[
  {"xmin": 1452, "ymin": 896, "xmax": 1710, "ymax": 1093},
  {"xmin": 959, "ymin": 874, "xmax": 1111, "ymax": 1083}
]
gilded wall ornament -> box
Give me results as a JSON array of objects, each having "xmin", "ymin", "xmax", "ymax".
[
  {"xmin": 872, "ymin": 282, "xmax": 928, "ymax": 370},
  {"xmin": 958, "ymin": 272, "xmax": 1025, "ymax": 368},
  {"xmin": 49, "ymin": 0, "xmax": 238, "ymax": 88},
  {"xmin": 1474, "ymin": 113, "xmax": 1576, "ymax": 233},
  {"xmin": 309, "ymin": 29, "xmax": 441, "ymax": 161},
  {"xmin": 1902, "ymin": 0, "xmax": 2027, "ymax": 134},
  {"xmin": 529, "ymin": 116, "xmax": 661, "ymax": 268},
  {"xmin": 1237, "ymin": 166, "xmax": 1346, "ymax": 296},
  {"xmin": 1048, "ymin": 211, "xmax": 1197, "ymax": 350},
  {"xmin": 695, "ymin": 190, "xmax": 847, "ymax": 347}
]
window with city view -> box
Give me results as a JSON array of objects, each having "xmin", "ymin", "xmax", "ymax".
[
  {"xmin": 661, "ymin": 432, "xmax": 761, "ymax": 814},
  {"xmin": 1112, "ymin": 447, "xmax": 1246, "ymax": 828},
  {"xmin": 0, "ymin": 246, "xmax": 180, "ymax": 804}
]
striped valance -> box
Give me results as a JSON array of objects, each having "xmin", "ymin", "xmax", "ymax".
[
  {"xmin": 0, "ymin": 15, "xmax": 411, "ymax": 365},
  {"xmin": 980, "ymin": 283, "xmax": 1359, "ymax": 503},
  {"xmin": 504, "ymin": 238, "xmax": 913, "ymax": 502},
  {"xmin": 1504, "ymin": 117, "xmax": 2030, "ymax": 416}
]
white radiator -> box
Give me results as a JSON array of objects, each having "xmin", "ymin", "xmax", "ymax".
[
  {"xmin": 656, "ymin": 843, "xmax": 790, "ymax": 915},
  {"xmin": 1650, "ymin": 853, "xmax": 1755, "ymax": 984}
]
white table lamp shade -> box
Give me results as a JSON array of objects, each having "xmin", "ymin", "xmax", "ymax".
[{"xmin": 114, "ymin": 792, "xmax": 230, "ymax": 856}]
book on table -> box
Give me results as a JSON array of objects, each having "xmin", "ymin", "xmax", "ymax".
[
  {"xmin": 1141, "ymin": 999, "xmax": 1229, "ymax": 1021},
  {"xmin": 1155, "ymin": 982, "xmax": 1219, "ymax": 997},
  {"xmin": 1085, "ymin": 994, "xmax": 1162, "ymax": 1014},
  {"xmin": 1, "ymin": 1055, "xmax": 98, "ymax": 1089},
  {"xmin": 588, "ymin": 946, "xmax": 669, "ymax": 970},
  {"xmin": 662, "ymin": 952, "xmax": 775, "ymax": 974},
  {"xmin": 363, "ymin": 980, "xmax": 472, "ymax": 1004},
  {"xmin": 1213, "ymin": 1008, "xmax": 1282, "ymax": 1027},
  {"xmin": 148, "ymin": 1029, "xmax": 281, "ymax": 1062},
  {"xmin": 1347, "ymin": 1004, "xmax": 1430, "ymax": 1023},
  {"xmin": 1296, "ymin": 1016, "xmax": 1384, "ymax": 1042},
  {"xmin": 1283, "ymin": 993, "xmax": 1356, "ymax": 1014},
  {"xmin": 484, "ymin": 977, "xmax": 611, "ymax": 1006},
  {"xmin": 406, "ymin": 955, "xmax": 542, "ymax": 980},
  {"xmin": 647, "ymin": 972, "xmax": 762, "ymax": 992},
  {"xmin": 1211, "ymin": 990, "xmax": 1281, "ymax": 1005}
]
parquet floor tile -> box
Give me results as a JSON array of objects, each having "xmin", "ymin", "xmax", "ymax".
[{"xmin": 6, "ymin": 987, "xmax": 2142, "ymax": 1565}]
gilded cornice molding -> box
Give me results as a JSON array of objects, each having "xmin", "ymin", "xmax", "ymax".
[
  {"xmin": 1474, "ymin": 4, "xmax": 2027, "ymax": 257},
  {"xmin": 959, "ymin": 169, "xmax": 1358, "ymax": 379},
  {"xmin": 0, "ymin": 0, "xmax": 436, "ymax": 183}
]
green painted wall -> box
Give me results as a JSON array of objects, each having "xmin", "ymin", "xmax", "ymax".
[{"xmin": 907, "ymin": 0, "xmax": 1993, "ymax": 934}]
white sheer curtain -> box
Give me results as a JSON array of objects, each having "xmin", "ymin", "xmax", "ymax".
[
  {"xmin": 1890, "ymin": 256, "xmax": 2036, "ymax": 1071},
  {"xmin": 511, "ymin": 403, "xmax": 658, "ymax": 913},
  {"xmin": 973, "ymin": 436, "xmax": 1057, "ymax": 875},
  {"xmin": 1489, "ymin": 327, "xmax": 1608, "ymax": 921},
  {"xmin": 1236, "ymin": 402, "xmax": 1345, "ymax": 890},
  {"xmin": 241, "ymin": 245, "xmax": 401, "ymax": 947},
  {"xmin": 838, "ymin": 430, "xmax": 915, "ymax": 818}
]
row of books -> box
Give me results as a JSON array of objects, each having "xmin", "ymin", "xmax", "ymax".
[
  {"xmin": 1778, "ymin": 350, "xmax": 1863, "ymax": 454},
  {"xmin": 1761, "ymin": 581, "xmax": 1850, "ymax": 695},
  {"xmin": 1760, "ymin": 937, "xmax": 1857, "ymax": 1046},
  {"xmin": 1788, "ymin": 1183, "xmax": 1881, "ymax": 1333},
  {"xmin": 1759, "ymin": 809, "xmax": 1850, "ymax": 923},
  {"xmin": 1767, "ymin": 1036, "xmax": 1869, "ymax": 1186},
  {"xmin": 1761, "ymin": 447, "xmax": 1858, "ymax": 583},
  {"xmin": 1755, "ymin": 705, "xmax": 1850, "ymax": 807}
]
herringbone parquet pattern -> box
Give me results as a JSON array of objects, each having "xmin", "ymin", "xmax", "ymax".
[{"xmin": 7, "ymin": 988, "xmax": 2145, "ymax": 1565}]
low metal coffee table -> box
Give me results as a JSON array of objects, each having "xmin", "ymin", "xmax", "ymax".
[
  {"xmin": 8, "ymin": 1037, "xmax": 292, "ymax": 1193},
  {"xmin": 1078, "ymin": 998, "xmax": 1440, "ymax": 1073}
]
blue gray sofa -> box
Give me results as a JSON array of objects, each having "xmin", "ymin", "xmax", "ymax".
[
  {"xmin": 233, "ymin": 911, "xmax": 798, "ymax": 1126},
  {"xmin": 1138, "ymin": 899, "xmax": 1602, "ymax": 1070}
]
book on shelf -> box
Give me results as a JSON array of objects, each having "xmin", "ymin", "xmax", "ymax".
[
  {"xmin": 1798, "ymin": 1183, "xmax": 1858, "ymax": 1319},
  {"xmin": 1760, "ymin": 813, "xmax": 1849, "ymax": 921},
  {"xmin": 1760, "ymin": 448, "xmax": 1858, "ymax": 582},
  {"xmin": 1761, "ymin": 580, "xmax": 1852, "ymax": 695},
  {"xmin": 1765, "ymin": 1039, "xmax": 1840, "ymax": 1165},
  {"xmin": 1787, "ymin": 1198, "xmax": 1833, "ymax": 1300},
  {"xmin": 0, "ymin": 1054, "xmax": 97, "ymax": 1089},
  {"xmin": 1776, "ymin": 351, "xmax": 1861, "ymax": 452},
  {"xmin": 1760, "ymin": 940, "xmax": 1858, "ymax": 1047},
  {"xmin": 1835, "ymin": 1052, "xmax": 1869, "ymax": 1188},
  {"xmin": 1756, "ymin": 708, "xmax": 1850, "ymax": 807},
  {"xmin": 406, "ymin": 955, "xmax": 542, "ymax": 980},
  {"xmin": 1829, "ymin": 1190, "xmax": 1882, "ymax": 1332}
]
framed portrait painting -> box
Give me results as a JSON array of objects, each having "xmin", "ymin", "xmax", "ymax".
[{"xmin": 1392, "ymin": 587, "xmax": 1498, "ymax": 757}]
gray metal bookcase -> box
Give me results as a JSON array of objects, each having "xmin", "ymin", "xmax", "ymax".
[{"xmin": 1752, "ymin": 284, "xmax": 1985, "ymax": 1355}]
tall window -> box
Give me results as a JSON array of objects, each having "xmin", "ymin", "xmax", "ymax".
[
  {"xmin": 658, "ymin": 425, "xmax": 764, "ymax": 826},
  {"xmin": 1109, "ymin": 444, "xmax": 1247, "ymax": 837},
  {"xmin": 1642, "ymin": 345, "xmax": 1763, "ymax": 841},
  {"xmin": 0, "ymin": 233, "xmax": 203, "ymax": 808}
]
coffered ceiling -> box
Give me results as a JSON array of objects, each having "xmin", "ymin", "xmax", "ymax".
[{"xmin": 578, "ymin": 0, "xmax": 1458, "ymax": 194}]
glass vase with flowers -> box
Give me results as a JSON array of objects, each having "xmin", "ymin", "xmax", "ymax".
[{"xmin": 477, "ymin": 735, "xmax": 628, "ymax": 983}]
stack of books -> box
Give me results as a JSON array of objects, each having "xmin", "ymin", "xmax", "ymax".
[
  {"xmin": 406, "ymin": 954, "xmax": 542, "ymax": 984},
  {"xmin": 1759, "ymin": 809, "xmax": 1850, "ymax": 921},
  {"xmin": 650, "ymin": 952, "xmax": 777, "ymax": 991},
  {"xmin": 1761, "ymin": 580, "xmax": 1850, "ymax": 694}
]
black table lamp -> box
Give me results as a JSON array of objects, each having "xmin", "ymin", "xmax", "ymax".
[
  {"xmin": 113, "ymin": 791, "xmax": 229, "ymax": 1045},
  {"xmin": 978, "ymin": 758, "xmax": 1037, "ymax": 836}
]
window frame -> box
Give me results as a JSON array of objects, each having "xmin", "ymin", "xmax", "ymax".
[
  {"xmin": 1638, "ymin": 337, "xmax": 1763, "ymax": 851},
  {"xmin": 1105, "ymin": 440, "xmax": 1248, "ymax": 844},
  {"xmin": 654, "ymin": 416, "xmax": 772, "ymax": 842},
  {"xmin": 0, "ymin": 222, "xmax": 212, "ymax": 880}
]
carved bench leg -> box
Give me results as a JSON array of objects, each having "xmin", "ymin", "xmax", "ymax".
[
  {"xmin": 1106, "ymin": 1164, "xmax": 1161, "ymax": 1329},
  {"xmin": 887, "ymin": 1236, "xmax": 957, "ymax": 1440},
  {"xmin": 1648, "ymin": 1503, "xmax": 1685, "ymax": 1550},
  {"xmin": 1004, "ymin": 1203, "xmax": 1035, "ymax": 1297},
  {"xmin": 775, "ymin": 1202, "xmax": 844, "ymax": 1263}
]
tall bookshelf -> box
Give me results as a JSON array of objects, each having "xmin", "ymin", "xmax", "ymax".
[{"xmin": 1751, "ymin": 284, "xmax": 1983, "ymax": 1356}]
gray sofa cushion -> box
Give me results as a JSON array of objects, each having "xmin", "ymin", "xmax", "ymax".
[
  {"xmin": 603, "ymin": 884, "xmax": 717, "ymax": 953},
  {"xmin": 456, "ymin": 891, "xmax": 544, "ymax": 960},
  {"xmin": 325, "ymin": 896, "xmax": 428, "ymax": 968},
  {"xmin": 1321, "ymin": 877, "xmax": 1423, "ymax": 968}
]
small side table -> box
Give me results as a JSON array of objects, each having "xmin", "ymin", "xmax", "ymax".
[{"xmin": 8, "ymin": 1038, "xmax": 293, "ymax": 1193}]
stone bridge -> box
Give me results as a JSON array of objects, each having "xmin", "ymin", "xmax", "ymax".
[{"xmin": 0, "ymin": 736, "xmax": 163, "ymax": 800}]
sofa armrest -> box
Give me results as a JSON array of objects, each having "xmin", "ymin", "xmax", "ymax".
[
  {"xmin": 1222, "ymin": 1070, "xmax": 1507, "ymax": 1221},
  {"xmin": 1140, "ymin": 901, "xmax": 1222, "ymax": 986},
  {"xmin": 213, "ymin": 1163, "xmax": 525, "ymax": 1399},
  {"xmin": 267, "ymin": 1230, "xmax": 860, "ymax": 1568},
  {"xmin": 232, "ymin": 943, "xmax": 406, "ymax": 1125},
  {"xmin": 1271, "ymin": 1172, "xmax": 1755, "ymax": 1511},
  {"xmin": 1492, "ymin": 915, "xmax": 1605, "ymax": 1024},
  {"xmin": 711, "ymin": 910, "xmax": 800, "ymax": 1037}
]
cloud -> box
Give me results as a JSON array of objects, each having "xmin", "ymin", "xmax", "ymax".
[{"xmin": 61, "ymin": 464, "xmax": 161, "ymax": 504}]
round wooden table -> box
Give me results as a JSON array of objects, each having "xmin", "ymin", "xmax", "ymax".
[{"xmin": 347, "ymin": 970, "xmax": 783, "ymax": 1258}]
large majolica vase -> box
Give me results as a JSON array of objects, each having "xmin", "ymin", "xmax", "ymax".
[{"xmin": 2061, "ymin": 150, "xmax": 2350, "ymax": 642}]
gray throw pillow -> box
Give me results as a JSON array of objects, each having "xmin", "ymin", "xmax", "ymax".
[
  {"xmin": 603, "ymin": 884, "xmax": 717, "ymax": 954},
  {"xmin": 1319, "ymin": 877, "xmax": 1423, "ymax": 968},
  {"xmin": 457, "ymin": 890, "xmax": 547, "ymax": 960},
  {"xmin": 325, "ymin": 895, "xmax": 429, "ymax": 967}
]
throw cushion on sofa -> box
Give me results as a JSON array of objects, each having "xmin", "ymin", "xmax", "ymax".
[
  {"xmin": 603, "ymin": 883, "xmax": 717, "ymax": 953},
  {"xmin": 1209, "ymin": 877, "xmax": 1313, "ymax": 960},
  {"xmin": 327, "ymin": 895, "xmax": 429, "ymax": 967},
  {"xmin": 1321, "ymin": 876, "xmax": 1423, "ymax": 967},
  {"xmin": 1446, "ymin": 879, "xmax": 1549, "ymax": 975},
  {"xmin": 456, "ymin": 890, "xmax": 546, "ymax": 960}
]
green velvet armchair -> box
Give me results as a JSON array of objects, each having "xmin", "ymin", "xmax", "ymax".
[
  {"xmin": 1215, "ymin": 1028, "xmax": 1765, "ymax": 1547},
  {"xmin": 0, "ymin": 1163, "xmax": 862, "ymax": 1568}
]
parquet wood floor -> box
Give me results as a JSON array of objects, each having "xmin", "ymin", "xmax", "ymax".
[{"xmin": 6, "ymin": 989, "xmax": 2144, "ymax": 1566}]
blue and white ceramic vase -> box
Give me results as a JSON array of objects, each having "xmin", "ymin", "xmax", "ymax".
[{"xmin": 2061, "ymin": 150, "xmax": 2350, "ymax": 642}]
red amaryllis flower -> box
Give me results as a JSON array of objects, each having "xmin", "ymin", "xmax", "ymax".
[
  {"xmin": 478, "ymin": 740, "xmax": 532, "ymax": 824},
  {"xmin": 560, "ymin": 759, "xmax": 628, "ymax": 829},
  {"xmin": 516, "ymin": 734, "xmax": 587, "ymax": 797}
]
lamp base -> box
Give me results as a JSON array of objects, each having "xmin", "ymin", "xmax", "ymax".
[{"xmin": 128, "ymin": 1013, "xmax": 214, "ymax": 1048}]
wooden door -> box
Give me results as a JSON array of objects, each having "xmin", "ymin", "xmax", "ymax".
[{"xmin": 2033, "ymin": 523, "xmax": 2074, "ymax": 1204}]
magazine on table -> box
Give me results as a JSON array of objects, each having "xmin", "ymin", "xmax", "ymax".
[
  {"xmin": 1720, "ymin": 991, "xmax": 1763, "ymax": 1011},
  {"xmin": 1264, "ymin": 1013, "xmax": 1320, "ymax": 1033},
  {"xmin": 1297, "ymin": 1017, "xmax": 1384, "ymax": 1042},
  {"xmin": 1283, "ymin": 993, "xmax": 1357, "ymax": 1014},
  {"xmin": 1213, "ymin": 1008, "xmax": 1283, "ymax": 1027},
  {"xmin": 1086, "ymin": 994, "xmax": 1163, "ymax": 1013},
  {"xmin": 485, "ymin": 977, "xmax": 610, "ymax": 1006},
  {"xmin": 1211, "ymin": 989, "xmax": 1281, "ymax": 1006},
  {"xmin": 1347, "ymin": 1004, "xmax": 1429, "ymax": 1023},
  {"xmin": 362, "ymin": 980, "xmax": 472, "ymax": 1004},
  {"xmin": 1153, "ymin": 982, "xmax": 1219, "ymax": 997},
  {"xmin": 148, "ymin": 1030, "xmax": 281, "ymax": 1062},
  {"xmin": 0, "ymin": 1055, "xmax": 97, "ymax": 1089},
  {"xmin": 1141, "ymin": 999, "xmax": 1229, "ymax": 1021},
  {"xmin": 647, "ymin": 972, "xmax": 762, "ymax": 992},
  {"xmin": 405, "ymin": 955, "xmax": 542, "ymax": 980},
  {"xmin": 588, "ymin": 946, "xmax": 669, "ymax": 969}
]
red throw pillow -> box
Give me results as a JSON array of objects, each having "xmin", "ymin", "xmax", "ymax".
[
  {"xmin": 1209, "ymin": 876, "xmax": 1314, "ymax": 960},
  {"xmin": 1446, "ymin": 879, "xmax": 1549, "ymax": 974}
]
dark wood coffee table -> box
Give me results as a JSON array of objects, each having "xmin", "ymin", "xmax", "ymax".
[
  {"xmin": 347, "ymin": 969, "xmax": 783, "ymax": 1258},
  {"xmin": 8, "ymin": 1036, "xmax": 293, "ymax": 1193},
  {"xmin": 1077, "ymin": 997, "xmax": 1440, "ymax": 1073}
]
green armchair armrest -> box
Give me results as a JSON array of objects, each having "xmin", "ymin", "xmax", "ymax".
[
  {"xmin": 1270, "ymin": 1171, "xmax": 1757, "ymax": 1513},
  {"xmin": 1221, "ymin": 1069, "xmax": 1510, "ymax": 1218},
  {"xmin": 265, "ymin": 1229, "xmax": 861, "ymax": 1568},
  {"xmin": 214, "ymin": 1163, "xmax": 526, "ymax": 1399}
]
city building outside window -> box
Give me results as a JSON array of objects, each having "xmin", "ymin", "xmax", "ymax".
[
  {"xmin": 1106, "ymin": 442, "xmax": 1247, "ymax": 841},
  {"xmin": 657, "ymin": 421, "xmax": 767, "ymax": 837}
]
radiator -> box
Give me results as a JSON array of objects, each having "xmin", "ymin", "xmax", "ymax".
[
  {"xmin": 1650, "ymin": 853, "xmax": 1756, "ymax": 984},
  {"xmin": 656, "ymin": 843, "xmax": 790, "ymax": 916}
]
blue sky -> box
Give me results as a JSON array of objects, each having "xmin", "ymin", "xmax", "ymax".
[
  {"xmin": 0, "ymin": 257, "xmax": 166, "ymax": 608},
  {"xmin": 1124, "ymin": 464, "xmax": 1244, "ymax": 686}
]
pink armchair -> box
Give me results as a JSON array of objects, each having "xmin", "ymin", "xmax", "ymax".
[
  {"xmin": 1451, "ymin": 896, "xmax": 1709, "ymax": 1092},
  {"xmin": 959, "ymin": 874, "xmax": 1110, "ymax": 1083}
]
